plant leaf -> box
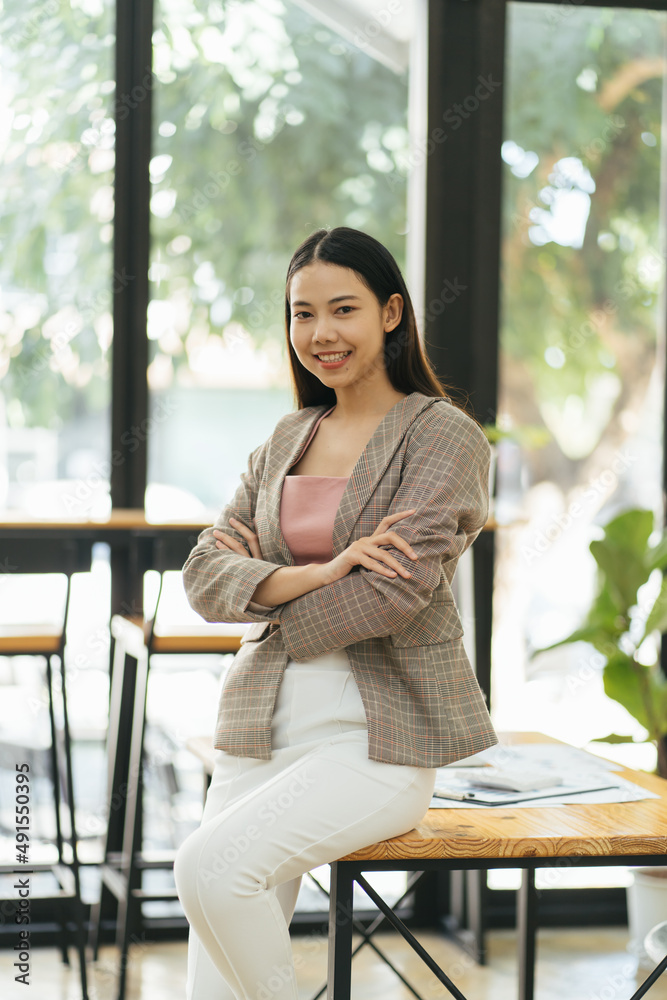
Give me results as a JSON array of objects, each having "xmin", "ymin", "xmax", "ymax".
[
  {"xmin": 529, "ymin": 625, "xmax": 611, "ymax": 660},
  {"xmin": 590, "ymin": 733, "xmax": 638, "ymax": 744},
  {"xmin": 647, "ymin": 533, "xmax": 667, "ymax": 572},
  {"xmin": 651, "ymin": 672, "xmax": 667, "ymax": 738},
  {"xmin": 587, "ymin": 580, "xmax": 626, "ymax": 634},
  {"xmin": 644, "ymin": 575, "xmax": 667, "ymax": 638},
  {"xmin": 590, "ymin": 538, "xmax": 651, "ymax": 614},
  {"xmin": 602, "ymin": 508, "xmax": 654, "ymax": 554},
  {"xmin": 602, "ymin": 650, "xmax": 655, "ymax": 737}
]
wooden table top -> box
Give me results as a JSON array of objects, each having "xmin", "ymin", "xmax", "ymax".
[
  {"xmin": 342, "ymin": 732, "xmax": 667, "ymax": 862},
  {"xmin": 186, "ymin": 731, "xmax": 667, "ymax": 862},
  {"xmin": 0, "ymin": 510, "xmax": 510, "ymax": 533},
  {"xmin": 0, "ymin": 509, "xmax": 213, "ymax": 532}
]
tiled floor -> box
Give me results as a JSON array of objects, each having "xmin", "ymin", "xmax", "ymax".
[{"xmin": 1, "ymin": 927, "xmax": 666, "ymax": 1000}]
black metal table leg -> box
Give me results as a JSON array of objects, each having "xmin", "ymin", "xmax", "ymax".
[
  {"xmin": 518, "ymin": 868, "xmax": 538, "ymax": 1000},
  {"xmin": 355, "ymin": 873, "xmax": 470, "ymax": 1000},
  {"xmin": 465, "ymin": 868, "xmax": 488, "ymax": 964},
  {"xmin": 328, "ymin": 862, "xmax": 355, "ymax": 1000},
  {"xmin": 629, "ymin": 950, "xmax": 667, "ymax": 999}
]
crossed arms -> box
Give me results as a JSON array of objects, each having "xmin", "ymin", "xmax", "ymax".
[{"xmin": 182, "ymin": 404, "xmax": 490, "ymax": 662}]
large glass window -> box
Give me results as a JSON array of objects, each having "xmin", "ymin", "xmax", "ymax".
[
  {"xmin": 146, "ymin": 0, "xmax": 414, "ymax": 518},
  {"xmin": 0, "ymin": 0, "xmax": 115, "ymax": 516},
  {"xmin": 489, "ymin": 4, "xmax": 667, "ymax": 897},
  {"xmin": 495, "ymin": 3, "xmax": 666, "ymax": 768},
  {"xmin": 0, "ymin": 0, "xmax": 116, "ymax": 885}
]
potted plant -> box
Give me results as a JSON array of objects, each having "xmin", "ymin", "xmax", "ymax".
[
  {"xmin": 530, "ymin": 506, "xmax": 667, "ymax": 965},
  {"xmin": 530, "ymin": 506, "xmax": 667, "ymax": 774}
]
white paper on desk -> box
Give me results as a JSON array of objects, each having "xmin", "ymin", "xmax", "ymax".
[
  {"xmin": 445, "ymin": 743, "xmax": 620, "ymax": 774},
  {"xmin": 429, "ymin": 773, "xmax": 659, "ymax": 809}
]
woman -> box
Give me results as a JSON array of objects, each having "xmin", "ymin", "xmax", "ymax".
[{"xmin": 174, "ymin": 226, "xmax": 497, "ymax": 1000}]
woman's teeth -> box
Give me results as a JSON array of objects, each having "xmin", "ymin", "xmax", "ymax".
[{"xmin": 317, "ymin": 352, "xmax": 351, "ymax": 361}]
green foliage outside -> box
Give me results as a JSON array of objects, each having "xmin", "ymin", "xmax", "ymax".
[
  {"xmin": 1, "ymin": 0, "xmax": 666, "ymax": 498},
  {"xmin": 0, "ymin": 0, "xmax": 410, "ymax": 435},
  {"xmin": 0, "ymin": 0, "xmax": 116, "ymax": 432},
  {"xmin": 147, "ymin": 0, "xmax": 411, "ymax": 392},
  {"xmin": 502, "ymin": 7, "xmax": 665, "ymax": 480}
]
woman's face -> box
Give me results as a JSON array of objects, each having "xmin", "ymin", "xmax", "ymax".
[{"xmin": 288, "ymin": 261, "xmax": 402, "ymax": 391}]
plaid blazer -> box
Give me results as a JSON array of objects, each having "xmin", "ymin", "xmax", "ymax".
[{"xmin": 182, "ymin": 391, "xmax": 498, "ymax": 766}]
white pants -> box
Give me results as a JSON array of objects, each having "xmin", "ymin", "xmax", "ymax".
[{"xmin": 173, "ymin": 649, "xmax": 437, "ymax": 1000}]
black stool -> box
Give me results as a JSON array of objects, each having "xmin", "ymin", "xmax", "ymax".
[
  {"xmin": 0, "ymin": 536, "xmax": 94, "ymax": 1000},
  {"xmin": 89, "ymin": 531, "xmax": 246, "ymax": 1000}
]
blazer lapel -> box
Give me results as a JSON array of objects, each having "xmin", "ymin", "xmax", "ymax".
[
  {"xmin": 331, "ymin": 392, "xmax": 440, "ymax": 556},
  {"xmin": 261, "ymin": 392, "xmax": 442, "ymax": 565}
]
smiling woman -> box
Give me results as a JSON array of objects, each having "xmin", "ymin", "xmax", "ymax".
[
  {"xmin": 173, "ymin": 227, "xmax": 496, "ymax": 1000},
  {"xmin": 289, "ymin": 262, "xmax": 403, "ymax": 389},
  {"xmin": 286, "ymin": 261, "xmax": 406, "ymax": 469},
  {"xmin": 284, "ymin": 226, "xmax": 441, "ymax": 412}
]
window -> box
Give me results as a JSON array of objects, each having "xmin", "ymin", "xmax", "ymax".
[
  {"xmin": 495, "ymin": 3, "xmax": 666, "ymax": 771},
  {"xmin": 0, "ymin": 0, "xmax": 115, "ymax": 517},
  {"xmin": 146, "ymin": 0, "xmax": 414, "ymax": 517}
]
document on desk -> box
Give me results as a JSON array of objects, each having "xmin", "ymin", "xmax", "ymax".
[
  {"xmin": 429, "ymin": 743, "xmax": 660, "ymax": 808},
  {"xmin": 441, "ymin": 743, "xmax": 620, "ymax": 772}
]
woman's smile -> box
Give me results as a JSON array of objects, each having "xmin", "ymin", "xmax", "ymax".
[{"xmin": 313, "ymin": 350, "xmax": 353, "ymax": 368}]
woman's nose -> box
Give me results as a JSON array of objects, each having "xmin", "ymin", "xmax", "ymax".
[{"xmin": 313, "ymin": 320, "xmax": 337, "ymax": 344}]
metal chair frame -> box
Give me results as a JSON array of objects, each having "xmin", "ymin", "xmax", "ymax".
[
  {"xmin": 0, "ymin": 537, "xmax": 93, "ymax": 1000},
  {"xmin": 89, "ymin": 532, "xmax": 243, "ymax": 1000}
]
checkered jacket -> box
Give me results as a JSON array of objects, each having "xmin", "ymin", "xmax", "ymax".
[{"xmin": 182, "ymin": 391, "xmax": 498, "ymax": 766}]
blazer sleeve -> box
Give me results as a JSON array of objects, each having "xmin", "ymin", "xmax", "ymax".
[
  {"xmin": 277, "ymin": 404, "xmax": 491, "ymax": 660},
  {"xmin": 182, "ymin": 436, "xmax": 287, "ymax": 624}
]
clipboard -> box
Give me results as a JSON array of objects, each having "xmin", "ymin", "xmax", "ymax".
[{"xmin": 432, "ymin": 781, "xmax": 619, "ymax": 807}]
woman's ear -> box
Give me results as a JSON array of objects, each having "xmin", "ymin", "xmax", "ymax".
[{"xmin": 384, "ymin": 293, "xmax": 403, "ymax": 332}]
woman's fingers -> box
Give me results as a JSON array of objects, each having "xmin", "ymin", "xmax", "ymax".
[
  {"xmin": 334, "ymin": 510, "xmax": 420, "ymax": 580},
  {"xmin": 212, "ymin": 528, "xmax": 246, "ymax": 553},
  {"xmin": 361, "ymin": 541, "xmax": 412, "ymax": 577},
  {"xmin": 373, "ymin": 508, "xmax": 417, "ymax": 539},
  {"xmin": 376, "ymin": 509, "xmax": 415, "ymax": 530},
  {"xmin": 373, "ymin": 530, "xmax": 418, "ymax": 562},
  {"xmin": 213, "ymin": 531, "xmax": 236, "ymax": 551},
  {"xmin": 385, "ymin": 508, "xmax": 417, "ymax": 522},
  {"xmin": 383, "ymin": 530, "xmax": 418, "ymax": 560},
  {"xmin": 247, "ymin": 537, "xmax": 263, "ymax": 560},
  {"xmin": 229, "ymin": 517, "xmax": 263, "ymax": 559},
  {"xmin": 213, "ymin": 519, "xmax": 263, "ymax": 559},
  {"xmin": 362, "ymin": 551, "xmax": 409, "ymax": 578}
]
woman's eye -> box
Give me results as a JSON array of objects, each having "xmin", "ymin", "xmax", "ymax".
[
  {"xmin": 337, "ymin": 306, "xmax": 354, "ymax": 314},
  {"xmin": 294, "ymin": 311, "xmax": 311, "ymax": 320}
]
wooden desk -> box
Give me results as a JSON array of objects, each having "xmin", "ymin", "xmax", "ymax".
[
  {"xmin": 331, "ymin": 733, "xmax": 667, "ymax": 1000},
  {"xmin": 185, "ymin": 731, "xmax": 667, "ymax": 1000},
  {"xmin": 0, "ymin": 509, "xmax": 213, "ymax": 617}
]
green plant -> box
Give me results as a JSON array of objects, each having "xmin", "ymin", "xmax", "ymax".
[
  {"xmin": 482, "ymin": 422, "xmax": 551, "ymax": 448},
  {"xmin": 530, "ymin": 508, "xmax": 667, "ymax": 777}
]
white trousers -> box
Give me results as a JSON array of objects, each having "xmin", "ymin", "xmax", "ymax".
[{"xmin": 173, "ymin": 649, "xmax": 437, "ymax": 1000}]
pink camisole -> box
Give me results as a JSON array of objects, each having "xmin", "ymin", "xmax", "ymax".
[{"xmin": 280, "ymin": 406, "xmax": 349, "ymax": 565}]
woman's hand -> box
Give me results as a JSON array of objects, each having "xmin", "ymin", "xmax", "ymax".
[
  {"xmin": 212, "ymin": 517, "xmax": 264, "ymax": 560},
  {"xmin": 321, "ymin": 508, "xmax": 419, "ymax": 585}
]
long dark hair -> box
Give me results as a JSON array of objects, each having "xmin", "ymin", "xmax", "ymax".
[{"xmin": 284, "ymin": 227, "xmax": 471, "ymax": 418}]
